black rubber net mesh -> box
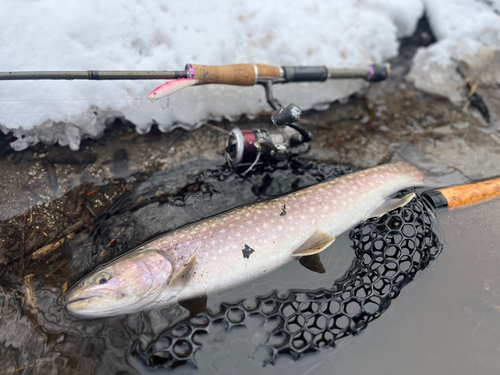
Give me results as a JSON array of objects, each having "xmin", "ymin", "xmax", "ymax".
[{"xmin": 133, "ymin": 191, "xmax": 442, "ymax": 369}]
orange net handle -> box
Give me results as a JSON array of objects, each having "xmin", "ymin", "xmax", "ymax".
[{"xmin": 437, "ymin": 177, "xmax": 500, "ymax": 208}]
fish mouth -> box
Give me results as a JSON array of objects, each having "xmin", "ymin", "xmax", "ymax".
[
  {"xmin": 66, "ymin": 295, "xmax": 101, "ymax": 304},
  {"xmin": 66, "ymin": 289, "xmax": 124, "ymax": 304}
]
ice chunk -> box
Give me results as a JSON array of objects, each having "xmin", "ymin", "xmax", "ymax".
[{"xmin": 408, "ymin": 0, "xmax": 500, "ymax": 108}]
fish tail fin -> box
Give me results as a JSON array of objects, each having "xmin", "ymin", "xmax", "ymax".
[{"xmin": 390, "ymin": 143, "xmax": 470, "ymax": 188}]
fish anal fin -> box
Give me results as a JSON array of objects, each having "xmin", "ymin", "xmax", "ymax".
[
  {"xmin": 179, "ymin": 294, "xmax": 208, "ymax": 317},
  {"xmin": 169, "ymin": 242, "xmax": 201, "ymax": 286},
  {"xmin": 292, "ymin": 230, "xmax": 335, "ymax": 257},
  {"xmin": 369, "ymin": 193, "xmax": 415, "ymax": 218}
]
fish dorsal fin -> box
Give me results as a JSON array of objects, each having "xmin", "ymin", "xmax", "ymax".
[
  {"xmin": 292, "ymin": 230, "xmax": 335, "ymax": 257},
  {"xmin": 169, "ymin": 242, "xmax": 201, "ymax": 286},
  {"xmin": 369, "ymin": 193, "xmax": 415, "ymax": 218}
]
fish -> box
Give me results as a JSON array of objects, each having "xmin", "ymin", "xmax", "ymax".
[
  {"xmin": 66, "ymin": 160, "xmax": 432, "ymax": 318},
  {"xmin": 147, "ymin": 78, "xmax": 197, "ymax": 103}
]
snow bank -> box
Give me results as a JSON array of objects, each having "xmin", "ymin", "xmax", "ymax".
[
  {"xmin": 408, "ymin": 0, "xmax": 500, "ymax": 107},
  {"xmin": 0, "ymin": 0, "xmax": 424, "ymax": 150}
]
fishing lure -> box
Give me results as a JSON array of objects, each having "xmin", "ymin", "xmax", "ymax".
[{"xmin": 147, "ymin": 78, "xmax": 197, "ymax": 103}]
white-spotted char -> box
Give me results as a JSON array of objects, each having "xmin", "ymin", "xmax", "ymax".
[{"xmin": 66, "ymin": 161, "xmax": 428, "ymax": 317}]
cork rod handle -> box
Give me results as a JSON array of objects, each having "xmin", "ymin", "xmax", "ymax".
[
  {"xmin": 437, "ymin": 177, "xmax": 500, "ymax": 208},
  {"xmin": 191, "ymin": 64, "xmax": 280, "ymax": 86}
]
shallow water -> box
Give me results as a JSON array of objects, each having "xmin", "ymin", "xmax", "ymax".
[{"xmin": 3, "ymin": 143, "xmax": 499, "ymax": 374}]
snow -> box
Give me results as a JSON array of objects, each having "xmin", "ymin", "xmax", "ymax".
[
  {"xmin": 0, "ymin": 0, "xmax": 424, "ymax": 150},
  {"xmin": 407, "ymin": 0, "xmax": 500, "ymax": 106}
]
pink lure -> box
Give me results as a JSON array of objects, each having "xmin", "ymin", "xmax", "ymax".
[{"xmin": 147, "ymin": 78, "xmax": 197, "ymax": 102}]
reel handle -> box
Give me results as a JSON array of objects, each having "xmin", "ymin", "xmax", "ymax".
[{"xmin": 190, "ymin": 64, "xmax": 281, "ymax": 86}]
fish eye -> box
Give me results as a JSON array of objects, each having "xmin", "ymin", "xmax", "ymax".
[{"xmin": 95, "ymin": 273, "xmax": 111, "ymax": 285}]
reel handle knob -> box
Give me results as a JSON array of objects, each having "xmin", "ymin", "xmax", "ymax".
[{"xmin": 271, "ymin": 103, "xmax": 302, "ymax": 126}]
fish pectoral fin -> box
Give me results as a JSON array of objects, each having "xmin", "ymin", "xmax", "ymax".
[
  {"xmin": 168, "ymin": 242, "xmax": 201, "ymax": 286},
  {"xmin": 369, "ymin": 193, "xmax": 416, "ymax": 218},
  {"xmin": 179, "ymin": 294, "xmax": 208, "ymax": 317},
  {"xmin": 292, "ymin": 230, "xmax": 335, "ymax": 257},
  {"xmin": 299, "ymin": 253, "xmax": 326, "ymax": 274}
]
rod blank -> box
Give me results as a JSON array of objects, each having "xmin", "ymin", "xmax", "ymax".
[{"xmin": 0, "ymin": 70, "xmax": 189, "ymax": 81}]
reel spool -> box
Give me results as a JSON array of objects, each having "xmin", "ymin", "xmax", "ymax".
[{"xmin": 225, "ymin": 104, "xmax": 312, "ymax": 174}]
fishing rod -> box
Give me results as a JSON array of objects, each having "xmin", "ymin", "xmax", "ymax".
[
  {"xmin": 0, "ymin": 63, "xmax": 390, "ymax": 110},
  {"xmin": 2, "ymin": 63, "xmax": 390, "ymax": 169},
  {"xmin": 0, "ymin": 63, "xmax": 390, "ymax": 83}
]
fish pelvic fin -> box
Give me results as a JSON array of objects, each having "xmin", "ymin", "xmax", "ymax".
[
  {"xmin": 292, "ymin": 230, "xmax": 335, "ymax": 257},
  {"xmin": 299, "ymin": 253, "xmax": 326, "ymax": 274},
  {"xmin": 169, "ymin": 242, "xmax": 201, "ymax": 286},
  {"xmin": 369, "ymin": 193, "xmax": 415, "ymax": 218}
]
